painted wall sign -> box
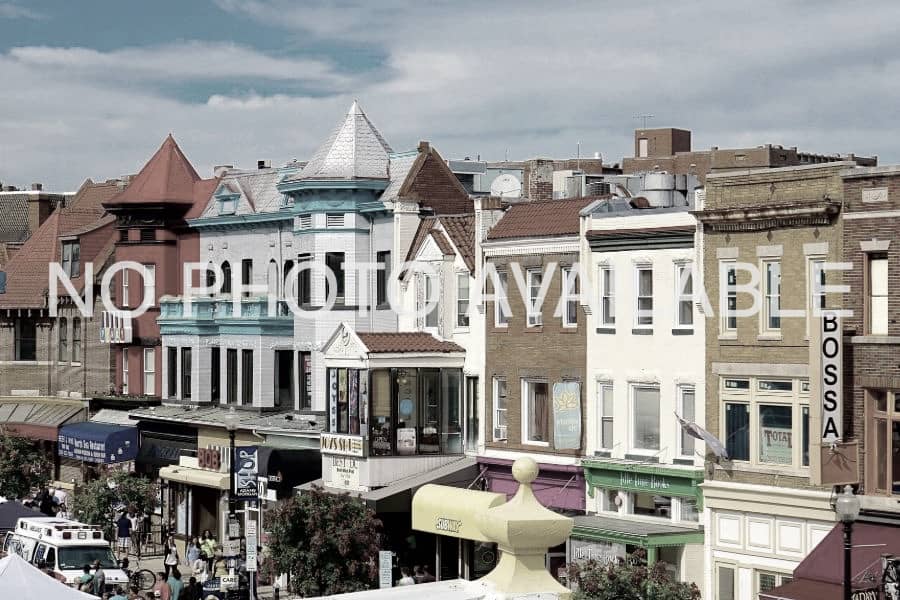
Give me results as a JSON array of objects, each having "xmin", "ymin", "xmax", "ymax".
[
  {"xmin": 329, "ymin": 368, "xmax": 338, "ymax": 433},
  {"xmin": 821, "ymin": 311, "xmax": 842, "ymax": 443},
  {"xmin": 570, "ymin": 538, "xmax": 626, "ymax": 566},
  {"xmin": 759, "ymin": 425, "xmax": 793, "ymax": 465},
  {"xmin": 331, "ymin": 457, "xmax": 360, "ymax": 491},
  {"xmin": 234, "ymin": 446, "xmax": 259, "ymax": 501},
  {"xmin": 619, "ymin": 471, "xmax": 670, "ymax": 491},
  {"xmin": 434, "ymin": 517, "xmax": 462, "ymax": 534},
  {"xmin": 320, "ymin": 433, "xmax": 365, "ymax": 457},
  {"xmin": 553, "ymin": 381, "xmax": 582, "ymax": 450}
]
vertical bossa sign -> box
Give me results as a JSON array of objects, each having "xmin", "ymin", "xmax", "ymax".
[
  {"xmin": 821, "ymin": 311, "xmax": 842, "ymax": 444},
  {"xmin": 234, "ymin": 446, "xmax": 259, "ymax": 501}
]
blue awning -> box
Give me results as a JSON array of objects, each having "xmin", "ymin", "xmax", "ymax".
[{"xmin": 58, "ymin": 422, "xmax": 138, "ymax": 464}]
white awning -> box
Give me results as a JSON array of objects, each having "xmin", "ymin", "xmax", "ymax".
[{"xmin": 159, "ymin": 465, "xmax": 229, "ymax": 490}]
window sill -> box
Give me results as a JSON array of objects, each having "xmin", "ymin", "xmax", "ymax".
[
  {"xmin": 757, "ymin": 333, "xmax": 783, "ymax": 341},
  {"xmin": 718, "ymin": 461, "xmax": 809, "ymax": 477},
  {"xmin": 718, "ymin": 332, "xmax": 737, "ymax": 341},
  {"xmin": 624, "ymin": 452, "xmax": 659, "ymax": 463},
  {"xmin": 454, "ymin": 326, "xmax": 471, "ymax": 334},
  {"xmin": 596, "ymin": 327, "xmax": 616, "ymax": 334},
  {"xmin": 671, "ymin": 328, "xmax": 694, "ymax": 336},
  {"xmin": 632, "ymin": 328, "xmax": 653, "ymax": 335},
  {"xmin": 524, "ymin": 326, "xmax": 543, "ymax": 333},
  {"xmin": 560, "ymin": 326, "xmax": 578, "ymax": 334},
  {"xmin": 523, "ymin": 440, "xmax": 550, "ymax": 447}
]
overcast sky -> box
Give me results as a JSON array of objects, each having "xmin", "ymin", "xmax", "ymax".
[{"xmin": 1, "ymin": 1, "xmax": 898, "ymax": 190}]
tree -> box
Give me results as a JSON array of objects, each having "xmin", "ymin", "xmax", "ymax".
[
  {"xmin": 567, "ymin": 550, "xmax": 701, "ymax": 600},
  {"xmin": 268, "ymin": 485, "xmax": 382, "ymax": 596},
  {"xmin": 71, "ymin": 471, "xmax": 158, "ymax": 539},
  {"xmin": 0, "ymin": 429, "xmax": 52, "ymax": 500}
]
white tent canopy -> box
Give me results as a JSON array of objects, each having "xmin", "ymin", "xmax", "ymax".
[{"xmin": 0, "ymin": 553, "xmax": 96, "ymax": 599}]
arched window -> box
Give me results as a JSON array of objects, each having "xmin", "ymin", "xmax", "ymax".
[
  {"xmin": 267, "ymin": 259, "xmax": 279, "ymax": 299},
  {"xmin": 58, "ymin": 317, "xmax": 68, "ymax": 362},
  {"xmin": 205, "ymin": 262, "xmax": 216, "ymax": 296},
  {"xmin": 221, "ymin": 261, "xmax": 232, "ymax": 295},
  {"xmin": 283, "ymin": 260, "xmax": 294, "ymax": 300}
]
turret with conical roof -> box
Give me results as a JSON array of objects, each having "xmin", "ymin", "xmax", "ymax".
[{"xmin": 104, "ymin": 134, "xmax": 203, "ymax": 208}]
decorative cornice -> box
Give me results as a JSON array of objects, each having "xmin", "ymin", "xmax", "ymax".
[{"xmin": 693, "ymin": 200, "xmax": 840, "ymax": 232}]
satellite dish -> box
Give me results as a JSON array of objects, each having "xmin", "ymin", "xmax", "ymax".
[{"xmin": 490, "ymin": 173, "xmax": 522, "ymax": 198}]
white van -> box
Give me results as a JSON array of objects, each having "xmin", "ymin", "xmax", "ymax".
[{"xmin": 2, "ymin": 517, "xmax": 129, "ymax": 591}]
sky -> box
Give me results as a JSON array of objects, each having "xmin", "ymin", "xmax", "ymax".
[{"xmin": 1, "ymin": 1, "xmax": 899, "ymax": 190}]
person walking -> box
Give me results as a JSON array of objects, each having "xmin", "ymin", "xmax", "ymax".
[
  {"xmin": 199, "ymin": 530, "xmax": 216, "ymax": 573},
  {"xmin": 152, "ymin": 572, "xmax": 171, "ymax": 600},
  {"xmin": 163, "ymin": 535, "xmax": 179, "ymax": 578},
  {"xmin": 116, "ymin": 512, "xmax": 133, "ymax": 559},
  {"xmin": 93, "ymin": 559, "xmax": 107, "ymax": 597},
  {"xmin": 167, "ymin": 568, "xmax": 184, "ymax": 600},
  {"xmin": 184, "ymin": 537, "xmax": 200, "ymax": 568}
]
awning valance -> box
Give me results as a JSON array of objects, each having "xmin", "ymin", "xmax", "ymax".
[
  {"xmin": 137, "ymin": 433, "xmax": 196, "ymax": 467},
  {"xmin": 0, "ymin": 401, "xmax": 84, "ymax": 441},
  {"xmin": 58, "ymin": 422, "xmax": 138, "ymax": 464},
  {"xmin": 255, "ymin": 447, "xmax": 321, "ymax": 499},
  {"xmin": 571, "ymin": 515, "xmax": 704, "ymax": 548},
  {"xmin": 158, "ymin": 465, "xmax": 229, "ymax": 490}
]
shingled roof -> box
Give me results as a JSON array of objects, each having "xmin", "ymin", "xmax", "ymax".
[
  {"xmin": 405, "ymin": 214, "xmax": 476, "ymax": 272},
  {"xmin": 486, "ymin": 197, "xmax": 595, "ymax": 241},
  {"xmin": 357, "ymin": 332, "xmax": 464, "ymax": 354}
]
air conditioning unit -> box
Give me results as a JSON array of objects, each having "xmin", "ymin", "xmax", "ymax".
[{"xmin": 494, "ymin": 426, "xmax": 507, "ymax": 441}]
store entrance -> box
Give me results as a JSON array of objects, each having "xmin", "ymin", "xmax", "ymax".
[{"xmin": 192, "ymin": 487, "xmax": 218, "ymax": 538}]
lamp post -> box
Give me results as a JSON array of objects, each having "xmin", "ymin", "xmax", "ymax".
[
  {"xmin": 224, "ymin": 408, "xmax": 238, "ymax": 524},
  {"xmin": 835, "ymin": 484, "xmax": 861, "ymax": 600}
]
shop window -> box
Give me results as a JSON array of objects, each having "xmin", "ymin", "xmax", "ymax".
[
  {"xmin": 675, "ymin": 263, "xmax": 693, "ymax": 328},
  {"xmin": 58, "ymin": 317, "xmax": 68, "ymax": 362},
  {"xmin": 679, "ymin": 386, "xmax": 695, "ymax": 457},
  {"xmin": 325, "ymin": 252, "xmax": 345, "ymax": 304},
  {"xmin": 376, "ymin": 251, "xmax": 391, "ymax": 307},
  {"xmin": 226, "ymin": 349, "xmax": 238, "ymax": 405},
  {"xmin": 370, "ymin": 369, "xmax": 392, "ymax": 456},
  {"xmin": 457, "ymin": 273, "xmax": 470, "ymax": 328},
  {"xmin": 635, "ymin": 265, "xmax": 653, "ymax": 327},
  {"xmin": 870, "ymin": 390, "xmax": 900, "ymax": 495},
  {"xmin": 493, "ymin": 378, "xmax": 508, "ymax": 441},
  {"xmin": 241, "ymin": 349, "xmax": 253, "ymax": 405},
  {"xmin": 72, "ymin": 318, "xmax": 81, "ymax": 363},
  {"xmin": 632, "ymin": 386, "xmax": 660, "ymax": 451},
  {"xmin": 598, "ymin": 382, "xmax": 613, "ymax": 450},
  {"xmin": 14, "ymin": 318, "xmax": 37, "ymax": 361},
  {"xmin": 680, "ymin": 497, "xmax": 699, "ymax": 522},
  {"xmin": 600, "ymin": 266, "xmax": 615, "ymax": 326},
  {"xmin": 441, "ymin": 369, "xmax": 462, "ymax": 454},
  {"xmin": 561, "ymin": 267, "xmax": 577, "ymax": 327},
  {"xmin": 868, "ymin": 254, "xmax": 889, "ymax": 334},
  {"xmin": 143, "ymin": 348, "xmax": 156, "ymax": 396},
  {"xmin": 725, "ymin": 403, "xmax": 750, "ymax": 461},
  {"xmin": 527, "ymin": 269, "xmax": 543, "ymax": 327},
  {"xmin": 521, "ymin": 379, "xmax": 550, "ymax": 444},
  {"xmin": 494, "ymin": 271, "xmax": 510, "ymax": 327},
  {"xmin": 181, "ymin": 347, "xmax": 192, "ymax": 400},
  {"xmin": 763, "ymin": 259, "xmax": 781, "ymax": 332},
  {"xmin": 634, "ymin": 492, "xmax": 669, "ymax": 518}
]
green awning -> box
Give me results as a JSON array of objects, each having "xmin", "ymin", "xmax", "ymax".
[{"xmin": 572, "ymin": 515, "xmax": 704, "ymax": 549}]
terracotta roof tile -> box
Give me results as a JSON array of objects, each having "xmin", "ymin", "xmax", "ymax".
[
  {"xmin": 486, "ymin": 197, "xmax": 595, "ymax": 240},
  {"xmin": 404, "ymin": 216, "xmax": 437, "ymax": 265},
  {"xmin": 439, "ymin": 214, "xmax": 476, "ymax": 272},
  {"xmin": 104, "ymin": 135, "xmax": 201, "ymax": 206},
  {"xmin": 357, "ymin": 332, "xmax": 463, "ymax": 354}
]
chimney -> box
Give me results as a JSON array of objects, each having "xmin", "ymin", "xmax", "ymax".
[
  {"xmin": 31, "ymin": 183, "xmax": 42, "ymax": 191},
  {"xmin": 257, "ymin": 160, "xmax": 271, "ymax": 170},
  {"xmin": 213, "ymin": 165, "xmax": 234, "ymax": 178}
]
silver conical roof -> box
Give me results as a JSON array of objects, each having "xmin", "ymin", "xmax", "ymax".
[{"xmin": 294, "ymin": 100, "xmax": 393, "ymax": 180}]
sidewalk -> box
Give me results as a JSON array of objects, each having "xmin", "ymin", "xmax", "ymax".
[{"xmin": 122, "ymin": 552, "xmax": 276, "ymax": 599}]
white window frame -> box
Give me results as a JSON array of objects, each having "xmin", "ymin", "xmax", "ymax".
[
  {"xmin": 521, "ymin": 378, "xmax": 550, "ymax": 446},
  {"xmin": 630, "ymin": 384, "xmax": 661, "ymax": 453},
  {"xmin": 143, "ymin": 264, "xmax": 156, "ymax": 308},
  {"xmin": 638, "ymin": 138, "xmax": 649, "ymax": 158},
  {"xmin": 715, "ymin": 562, "xmax": 738, "ymax": 600},
  {"xmin": 599, "ymin": 265, "xmax": 615, "ymax": 326},
  {"xmin": 678, "ymin": 385, "xmax": 696, "ymax": 457},
  {"xmin": 527, "ymin": 269, "xmax": 543, "ymax": 327},
  {"xmin": 456, "ymin": 272, "xmax": 470, "ymax": 329},
  {"xmin": 424, "ymin": 273, "xmax": 439, "ymax": 329},
  {"xmin": 561, "ymin": 266, "xmax": 578, "ymax": 328},
  {"xmin": 868, "ymin": 254, "xmax": 888, "ymax": 335},
  {"xmin": 494, "ymin": 271, "xmax": 510, "ymax": 327},
  {"xmin": 493, "ymin": 377, "xmax": 508, "ymax": 441},
  {"xmin": 674, "ymin": 262, "xmax": 694, "ymax": 329},
  {"xmin": 634, "ymin": 265, "xmax": 653, "ymax": 328},
  {"xmin": 122, "ymin": 349, "xmax": 129, "ymax": 395},
  {"xmin": 143, "ymin": 348, "xmax": 156, "ymax": 396},
  {"xmin": 598, "ymin": 381, "xmax": 614, "ymax": 450},
  {"xmin": 806, "ymin": 256, "xmax": 826, "ymax": 338},
  {"xmin": 762, "ymin": 259, "xmax": 782, "ymax": 333},
  {"xmin": 720, "ymin": 260, "xmax": 737, "ymax": 336},
  {"xmin": 58, "ymin": 317, "xmax": 68, "ymax": 364},
  {"xmin": 756, "ymin": 570, "xmax": 794, "ymax": 596},
  {"xmin": 122, "ymin": 269, "xmax": 129, "ymax": 308}
]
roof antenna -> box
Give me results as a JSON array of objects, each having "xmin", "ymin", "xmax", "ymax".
[
  {"xmin": 633, "ymin": 114, "xmax": 654, "ymax": 129},
  {"xmin": 505, "ymin": 148, "xmax": 509, "ymax": 162},
  {"xmin": 577, "ymin": 140, "xmax": 581, "ymax": 170}
]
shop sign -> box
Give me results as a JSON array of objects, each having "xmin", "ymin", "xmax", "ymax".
[
  {"xmin": 198, "ymin": 447, "xmax": 226, "ymax": 472},
  {"xmin": 396, "ymin": 428, "xmax": 417, "ymax": 456},
  {"xmin": 222, "ymin": 539, "xmax": 240, "ymax": 557},
  {"xmin": 234, "ymin": 446, "xmax": 259, "ymax": 501},
  {"xmin": 759, "ymin": 426, "xmax": 793, "ymax": 465},
  {"xmin": 57, "ymin": 434, "xmax": 107, "ymax": 463},
  {"xmin": 570, "ymin": 538, "xmax": 625, "ymax": 565},
  {"xmin": 331, "ymin": 457, "xmax": 360, "ymax": 491},
  {"xmin": 821, "ymin": 311, "xmax": 842, "ymax": 443},
  {"xmin": 379, "ymin": 551, "xmax": 393, "ymax": 589},
  {"xmin": 246, "ymin": 521, "xmax": 257, "ymax": 572},
  {"xmin": 320, "ymin": 433, "xmax": 365, "ymax": 457},
  {"xmin": 851, "ymin": 589, "xmax": 878, "ymax": 600},
  {"xmin": 553, "ymin": 381, "xmax": 582, "ymax": 450},
  {"xmin": 618, "ymin": 471, "xmax": 671, "ymax": 492}
]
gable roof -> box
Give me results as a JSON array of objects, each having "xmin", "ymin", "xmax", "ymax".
[
  {"xmin": 104, "ymin": 134, "xmax": 202, "ymax": 207},
  {"xmin": 486, "ymin": 197, "xmax": 595, "ymax": 241},
  {"xmin": 395, "ymin": 143, "xmax": 472, "ymax": 214},
  {"xmin": 406, "ymin": 214, "xmax": 476, "ymax": 272},
  {"xmin": 357, "ymin": 332, "xmax": 464, "ymax": 354},
  {"xmin": 287, "ymin": 101, "xmax": 393, "ymax": 181}
]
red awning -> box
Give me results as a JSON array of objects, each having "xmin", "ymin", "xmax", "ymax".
[{"xmin": 758, "ymin": 578, "xmax": 840, "ymax": 600}]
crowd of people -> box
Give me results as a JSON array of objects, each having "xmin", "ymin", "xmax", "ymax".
[{"xmin": 397, "ymin": 564, "xmax": 437, "ymax": 586}]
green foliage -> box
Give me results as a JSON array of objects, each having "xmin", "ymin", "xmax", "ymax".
[
  {"xmin": 71, "ymin": 471, "xmax": 158, "ymax": 538},
  {"xmin": 268, "ymin": 486, "xmax": 382, "ymax": 596},
  {"xmin": 568, "ymin": 550, "xmax": 701, "ymax": 600},
  {"xmin": 0, "ymin": 429, "xmax": 52, "ymax": 499}
]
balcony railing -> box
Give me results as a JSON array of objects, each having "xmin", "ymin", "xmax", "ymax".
[{"xmin": 99, "ymin": 310, "xmax": 132, "ymax": 344}]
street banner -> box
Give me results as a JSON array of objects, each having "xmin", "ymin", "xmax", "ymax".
[
  {"xmin": 553, "ymin": 381, "xmax": 581, "ymax": 450},
  {"xmin": 234, "ymin": 445, "xmax": 259, "ymax": 501}
]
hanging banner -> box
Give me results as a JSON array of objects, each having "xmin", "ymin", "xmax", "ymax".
[
  {"xmin": 234, "ymin": 446, "xmax": 259, "ymax": 501},
  {"xmin": 821, "ymin": 311, "xmax": 842, "ymax": 444},
  {"xmin": 553, "ymin": 381, "xmax": 582, "ymax": 450},
  {"xmin": 359, "ymin": 369, "xmax": 369, "ymax": 437},
  {"xmin": 329, "ymin": 369, "xmax": 338, "ymax": 432}
]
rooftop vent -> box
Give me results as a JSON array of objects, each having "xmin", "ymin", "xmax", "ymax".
[
  {"xmin": 31, "ymin": 183, "xmax": 42, "ymax": 191},
  {"xmin": 257, "ymin": 160, "xmax": 271, "ymax": 170}
]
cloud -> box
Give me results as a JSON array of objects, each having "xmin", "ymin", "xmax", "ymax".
[
  {"xmin": 2, "ymin": 1, "xmax": 900, "ymax": 190},
  {"xmin": 0, "ymin": 3, "xmax": 44, "ymax": 20}
]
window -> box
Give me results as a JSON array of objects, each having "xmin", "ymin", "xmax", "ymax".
[
  {"xmin": 494, "ymin": 271, "xmax": 510, "ymax": 327},
  {"xmin": 140, "ymin": 228, "xmax": 155, "ymax": 242},
  {"xmin": 282, "ymin": 260, "xmax": 294, "ymax": 300},
  {"xmin": 71, "ymin": 318, "xmax": 81, "ymax": 363},
  {"xmin": 142, "ymin": 264, "xmax": 156, "ymax": 307},
  {"xmin": 119, "ymin": 229, "xmax": 129, "ymax": 242},
  {"xmin": 425, "ymin": 274, "xmax": 439, "ymax": 328},
  {"xmin": 493, "ymin": 378, "xmax": 508, "ymax": 441},
  {"xmin": 241, "ymin": 259, "xmax": 252, "ymax": 298},
  {"xmin": 143, "ymin": 348, "xmax": 156, "ymax": 396},
  {"xmin": 598, "ymin": 383, "xmax": 613, "ymax": 450},
  {"xmin": 376, "ymin": 251, "xmax": 391, "ymax": 307},
  {"xmin": 181, "ymin": 348, "xmax": 192, "ymax": 400},
  {"xmin": 241, "ymin": 349, "xmax": 253, "ymax": 405},
  {"xmin": 14, "ymin": 319, "xmax": 37, "ymax": 361},
  {"xmin": 121, "ymin": 349, "xmax": 129, "ymax": 395},
  {"xmin": 758, "ymin": 404, "xmax": 792, "ymax": 465},
  {"xmin": 219, "ymin": 198, "xmax": 236, "ymax": 215},
  {"xmin": 870, "ymin": 390, "xmax": 900, "ymax": 495},
  {"xmin": 326, "ymin": 213, "xmax": 344, "ymax": 228},
  {"xmin": 802, "ymin": 406, "xmax": 810, "ymax": 467},
  {"xmin": 226, "ymin": 349, "xmax": 238, "ymax": 405},
  {"xmin": 121, "ymin": 269, "xmax": 129, "ymax": 307},
  {"xmin": 221, "ymin": 261, "xmax": 232, "ymax": 295},
  {"xmin": 635, "ymin": 266, "xmax": 653, "ymax": 326},
  {"xmin": 266, "ymin": 260, "xmax": 279, "ymax": 298},
  {"xmin": 763, "ymin": 260, "xmax": 781, "ymax": 331},
  {"xmin": 868, "ymin": 254, "xmax": 888, "ymax": 335},
  {"xmin": 679, "ymin": 386, "xmax": 695, "ymax": 456},
  {"xmin": 167, "ymin": 348, "xmax": 177, "ymax": 398},
  {"xmin": 297, "ymin": 254, "xmax": 312, "ymax": 305},
  {"xmin": 298, "ymin": 214, "xmax": 312, "ymax": 229},
  {"xmin": 456, "ymin": 273, "xmax": 470, "ymax": 328},
  {"xmin": 61, "ymin": 242, "xmax": 80, "ymax": 277},
  {"xmin": 210, "ymin": 347, "xmax": 220, "ymax": 404},
  {"xmin": 717, "ymin": 565, "xmax": 736, "ymax": 600},
  {"xmin": 561, "ymin": 267, "xmax": 578, "ymax": 327},
  {"xmin": 325, "ymin": 252, "xmax": 345, "ymax": 303},
  {"xmin": 600, "ymin": 266, "xmax": 615, "ymax": 326},
  {"xmin": 725, "ymin": 403, "xmax": 750, "ymax": 461},
  {"xmin": 522, "ymin": 379, "xmax": 549, "ymax": 444},
  {"xmin": 205, "ymin": 264, "xmax": 217, "ymax": 295},
  {"xmin": 58, "ymin": 318, "xmax": 68, "ymax": 362},
  {"xmin": 638, "ymin": 138, "xmax": 649, "ymax": 158},
  {"xmin": 527, "ymin": 269, "xmax": 543, "ymax": 327},
  {"xmin": 722, "ymin": 262, "xmax": 737, "ymax": 333},
  {"xmin": 299, "ymin": 352, "xmax": 311, "ymax": 410},
  {"xmin": 757, "ymin": 571, "xmax": 793, "ymax": 595},
  {"xmin": 675, "ymin": 263, "xmax": 693, "ymax": 328},
  {"xmin": 633, "ymin": 386, "xmax": 660, "ymax": 450}
]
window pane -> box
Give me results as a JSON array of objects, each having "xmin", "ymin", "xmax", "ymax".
[
  {"xmin": 718, "ymin": 565, "xmax": 735, "ymax": 600},
  {"xmin": 876, "ymin": 419, "xmax": 888, "ymax": 490},
  {"xmin": 633, "ymin": 387, "xmax": 660, "ymax": 450},
  {"xmin": 638, "ymin": 269, "xmax": 652, "ymax": 295},
  {"xmin": 681, "ymin": 497, "xmax": 699, "ymax": 522},
  {"xmin": 679, "ymin": 301, "xmax": 693, "ymax": 326},
  {"xmin": 892, "ymin": 422, "xmax": 900, "ymax": 494},
  {"xmin": 725, "ymin": 403, "xmax": 750, "ymax": 461},
  {"xmin": 758, "ymin": 573, "xmax": 777, "ymax": 592},
  {"xmin": 457, "ymin": 274, "xmax": 470, "ymax": 327},
  {"xmin": 526, "ymin": 381, "xmax": 549, "ymax": 442},
  {"xmin": 870, "ymin": 257, "xmax": 888, "ymax": 295},
  {"xmin": 681, "ymin": 388, "xmax": 695, "ymax": 455},
  {"xmin": 871, "ymin": 297, "xmax": 889, "ymax": 334},
  {"xmin": 601, "ymin": 420, "xmax": 613, "ymax": 449},
  {"xmin": 759, "ymin": 404, "xmax": 793, "ymax": 465},
  {"xmin": 802, "ymin": 406, "xmax": 810, "ymax": 467}
]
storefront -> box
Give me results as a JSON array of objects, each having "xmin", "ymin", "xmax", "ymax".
[
  {"xmin": 0, "ymin": 399, "xmax": 86, "ymax": 483},
  {"xmin": 577, "ymin": 459, "xmax": 705, "ymax": 585},
  {"xmin": 57, "ymin": 421, "xmax": 138, "ymax": 479}
]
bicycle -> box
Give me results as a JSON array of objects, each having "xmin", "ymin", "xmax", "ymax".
[{"xmin": 128, "ymin": 567, "xmax": 156, "ymax": 592}]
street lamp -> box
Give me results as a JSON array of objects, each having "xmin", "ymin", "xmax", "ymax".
[
  {"xmin": 835, "ymin": 484, "xmax": 861, "ymax": 600},
  {"xmin": 224, "ymin": 407, "xmax": 239, "ymax": 522}
]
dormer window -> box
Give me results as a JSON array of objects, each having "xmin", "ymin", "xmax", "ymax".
[
  {"xmin": 219, "ymin": 197, "xmax": 237, "ymax": 215},
  {"xmin": 214, "ymin": 184, "xmax": 240, "ymax": 216},
  {"xmin": 61, "ymin": 241, "xmax": 80, "ymax": 278}
]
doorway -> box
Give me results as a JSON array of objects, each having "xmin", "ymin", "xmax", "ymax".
[{"xmin": 192, "ymin": 487, "xmax": 218, "ymax": 539}]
